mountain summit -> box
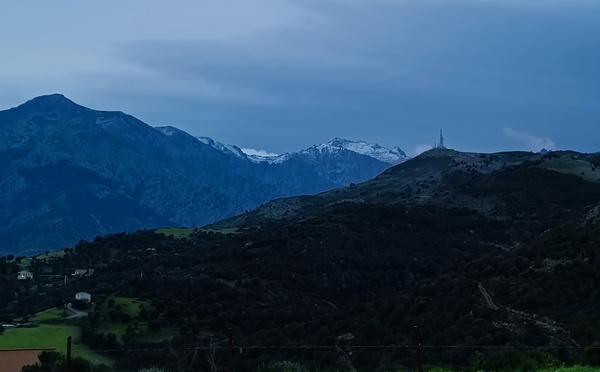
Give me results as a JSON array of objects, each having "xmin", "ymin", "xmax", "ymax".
[
  {"xmin": 303, "ymin": 137, "xmax": 408, "ymax": 164},
  {"xmin": 20, "ymin": 93, "xmax": 78, "ymax": 106},
  {"xmin": 14, "ymin": 93, "xmax": 89, "ymax": 114},
  {"xmin": 195, "ymin": 136, "xmax": 407, "ymax": 166},
  {"xmin": 0, "ymin": 95, "xmax": 406, "ymax": 254}
]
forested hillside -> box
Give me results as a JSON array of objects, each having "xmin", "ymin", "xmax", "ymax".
[{"xmin": 2, "ymin": 150, "xmax": 600, "ymax": 371}]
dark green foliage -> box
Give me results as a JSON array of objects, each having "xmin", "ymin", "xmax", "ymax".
[
  {"xmin": 21, "ymin": 351, "xmax": 108, "ymax": 372},
  {"xmin": 4, "ymin": 154, "xmax": 600, "ymax": 371},
  {"xmin": 584, "ymin": 343, "xmax": 600, "ymax": 367},
  {"xmin": 81, "ymin": 325, "xmax": 119, "ymax": 350},
  {"xmin": 473, "ymin": 350, "xmax": 559, "ymax": 372}
]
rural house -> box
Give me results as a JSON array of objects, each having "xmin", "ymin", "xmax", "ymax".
[
  {"xmin": 17, "ymin": 270, "xmax": 33, "ymax": 280},
  {"xmin": 75, "ymin": 291, "xmax": 92, "ymax": 303}
]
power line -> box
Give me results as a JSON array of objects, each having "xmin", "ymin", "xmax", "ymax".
[
  {"xmin": 67, "ymin": 344, "xmax": 600, "ymax": 353},
  {"xmin": 5, "ymin": 343, "xmax": 596, "ymax": 354}
]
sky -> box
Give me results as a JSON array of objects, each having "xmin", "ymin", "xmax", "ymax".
[{"xmin": 0, "ymin": 0, "xmax": 599, "ymax": 156}]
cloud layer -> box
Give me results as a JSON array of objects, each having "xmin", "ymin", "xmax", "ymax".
[
  {"xmin": 0, "ymin": 0, "xmax": 598, "ymax": 153},
  {"xmin": 503, "ymin": 128, "xmax": 556, "ymax": 152}
]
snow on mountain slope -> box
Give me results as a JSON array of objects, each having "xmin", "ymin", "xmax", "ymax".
[
  {"xmin": 197, "ymin": 136, "xmax": 246, "ymax": 158},
  {"xmin": 302, "ymin": 138, "xmax": 408, "ymax": 165},
  {"xmin": 240, "ymin": 148, "xmax": 289, "ymax": 164},
  {"xmin": 198, "ymin": 137, "xmax": 408, "ymax": 165}
]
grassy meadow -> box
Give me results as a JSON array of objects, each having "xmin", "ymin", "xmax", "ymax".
[{"xmin": 0, "ymin": 324, "xmax": 112, "ymax": 366}]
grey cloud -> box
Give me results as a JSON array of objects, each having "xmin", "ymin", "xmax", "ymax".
[
  {"xmin": 0, "ymin": 0, "xmax": 599, "ymax": 153},
  {"xmin": 503, "ymin": 127, "xmax": 556, "ymax": 152}
]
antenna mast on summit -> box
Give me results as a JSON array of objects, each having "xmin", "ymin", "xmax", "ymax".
[{"xmin": 437, "ymin": 129, "xmax": 445, "ymax": 149}]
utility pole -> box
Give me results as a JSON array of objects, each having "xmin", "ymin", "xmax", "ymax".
[
  {"xmin": 226, "ymin": 327, "xmax": 234, "ymax": 372},
  {"xmin": 66, "ymin": 336, "xmax": 72, "ymax": 372},
  {"xmin": 414, "ymin": 326, "xmax": 424, "ymax": 372}
]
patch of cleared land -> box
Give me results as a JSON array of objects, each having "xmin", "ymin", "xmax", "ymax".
[
  {"xmin": 157, "ymin": 227, "xmax": 239, "ymax": 239},
  {"xmin": 99, "ymin": 296, "xmax": 151, "ymax": 319},
  {"xmin": 155, "ymin": 227, "xmax": 196, "ymax": 239},
  {"xmin": 540, "ymin": 155, "xmax": 600, "ymax": 182},
  {"xmin": 35, "ymin": 250, "xmax": 67, "ymax": 260},
  {"xmin": 17, "ymin": 250, "xmax": 66, "ymax": 270},
  {"xmin": 17, "ymin": 257, "xmax": 32, "ymax": 269},
  {"xmin": 0, "ymin": 324, "xmax": 111, "ymax": 366},
  {"xmin": 16, "ymin": 306, "xmax": 67, "ymax": 323},
  {"xmin": 0, "ymin": 350, "xmax": 46, "ymax": 372},
  {"xmin": 96, "ymin": 296, "xmax": 174, "ymax": 343},
  {"xmin": 201, "ymin": 227, "xmax": 240, "ymax": 234}
]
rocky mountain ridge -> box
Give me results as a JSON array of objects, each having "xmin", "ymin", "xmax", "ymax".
[{"xmin": 0, "ymin": 94, "xmax": 407, "ymax": 254}]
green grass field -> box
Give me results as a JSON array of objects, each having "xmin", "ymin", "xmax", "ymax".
[
  {"xmin": 97, "ymin": 296, "xmax": 147, "ymax": 338},
  {"xmin": 100, "ymin": 296, "xmax": 151, "ymax": 318},
  {"xmin": 35, "ymin": 250, "xmax": 67, "ymax": 260},
  {"xmin": 425, "ymin": 367, "xmax": 600, "ymax": 372},
  {"xmin": 538, "ymin": 368, "xmax": 600, "ymax": 372},
  {"xmin": 155, "ymin": 227, "xmax": 196, "ymax": 239},
  {"xmin": 17, "ymin": 257, "xmax": 32, "ymax": 269},
  {"xmin": 0, "ymin": 324, "xmax": 112, "ymax": 366},
  {"xmin": 16, "ymin": 307, "xmax": 67, "ymax": 323},
  {"xmin": 157, "ymin": 226, "xmax": 239, "ymax": 239},
  {"xmin": 17, "ymin": 250, "xmax": 66, "ymax": 270},
  {"xmin": 201, "ymin": 227, "xmax": 240, "ymax": 234},
  {"xmin": 95, "ymin": 296, "xmax": 174, "ymax": 343},
  {"xmin": 541, "ymin": 156, "xmax": 600, "ymax": 182}
]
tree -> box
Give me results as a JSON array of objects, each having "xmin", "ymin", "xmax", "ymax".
[{"xmin": 584, "ymin": 342, "xmax": 600, "ymax": 366}]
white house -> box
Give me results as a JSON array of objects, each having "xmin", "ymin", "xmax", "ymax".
[
  {"xmin": 75, "ymin": 292, "xmax": 92, "ymax": 303},
  {"xmin": 17, "ymin": 270, "xmax": 33, "ymax": 280}
]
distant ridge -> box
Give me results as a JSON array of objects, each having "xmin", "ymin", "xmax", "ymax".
[
  {"xmin": 216, "ymin": 148, "xmax": 600, "ymax": 228},
  {"xmin": 0, "ymin": 94, "xmax": 407, "ymax": 254}
]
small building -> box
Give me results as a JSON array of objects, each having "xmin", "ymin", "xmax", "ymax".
[
  {"xmin": 16, "ymin": 271, "xmax": 33, "ymax": 280},
  {"xmin": 75, "ymin": 292, "xmax": 92, "ymax": 303},
  {"xmin": 72, "ymin": 269, "xmax": 94, "ymax": 277}
]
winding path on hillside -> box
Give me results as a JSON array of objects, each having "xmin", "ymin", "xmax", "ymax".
[
  {"xmin": 478, "ymin": 282, "xmax": 499, "ymax": 310},
  {"xmin": 65, "ymin": 303, "xmax": 88, "ymax": 319},
  {"xmin": 477, "ymin": 282, "xmax": 578, "ymax": 347}
]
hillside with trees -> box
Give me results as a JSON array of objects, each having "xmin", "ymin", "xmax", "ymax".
[{"xmin": 2, "ymin": 149, "xmax": 600, "ymax": 371}]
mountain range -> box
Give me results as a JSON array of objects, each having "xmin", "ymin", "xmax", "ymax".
[{"xmin": 0, "ymin": 94, "xmax": 407, "ymax": 254}]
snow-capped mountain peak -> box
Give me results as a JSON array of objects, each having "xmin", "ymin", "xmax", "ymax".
[
  {"xmin": 187, "ymin": 136, "xmax": 407, "ymax": 165},
  {"xmin": 306, "ymin": 138, "xmax": 408, "ymax": 165}
]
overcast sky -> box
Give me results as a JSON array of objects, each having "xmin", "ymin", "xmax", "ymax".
[{"xmin": 1, "ymin": 0, "xmax": 599, "ymax": 155}]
